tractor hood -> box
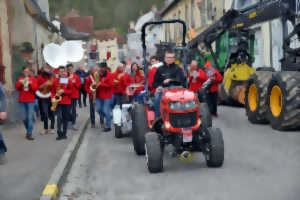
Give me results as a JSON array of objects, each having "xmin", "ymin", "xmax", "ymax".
[{"xmin": 162, "ymin": 88, "xmax": 196, "ymax": 102}]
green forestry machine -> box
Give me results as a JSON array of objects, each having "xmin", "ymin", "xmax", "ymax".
[{"xmin": 188, "ymin": 0, "xmax": 300, "ymax": 131}]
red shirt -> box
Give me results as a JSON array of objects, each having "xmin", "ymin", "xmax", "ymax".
[
  {"xmin": 51, "ymin": 78, "xmax": 72, "ymax": 104},
  {"xmin": 148, "ymin": 67, "xmax": 157, "ymax": 94},
  {"xmin": 112, "ymin": 71, "xmax": 131, "ymax": 94},
  {"xmin": 188, "ymin": 69, "xmax": 207, "ymax": 92},
  {"xmin": 205, "ymin": 69, "xmax": 223, "ymax": 93},
  {"xmin": 130, "ymin": 72, "xmax": 145, "ymax": 95},
  {"xmin": 16, "ymin": 76, "xmax": 38, "ymax": 103},
  {"xmin": 69, "ymin": 74, "xmax": 81, "ymax": 99},
  {"xmin": 97, "ymin": 70, "xmax": 113, "ymax": 99},
  {"xmin": 84, "ymin": 75, "xmax": 94, "ymax": 100}
]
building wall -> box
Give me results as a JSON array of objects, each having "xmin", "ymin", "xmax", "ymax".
[
  {"xmin": 161, "ymin": 0, "xmax": 224, "ymax": 44},
  {"xmin": 97, "ymin": 38, "xmax": 120, "ymax": 72},
  {"xmin": 0, "ymin": 0, "xmax": 13, "ymax": 90},
  {"xmin": 8, "ymin": 0, "xmax": 52, "ymax": 72}
]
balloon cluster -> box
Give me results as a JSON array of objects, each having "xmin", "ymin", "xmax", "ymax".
[{"xmin": 43, "ymin": 41, "xmax": 84, "ymax": 68}]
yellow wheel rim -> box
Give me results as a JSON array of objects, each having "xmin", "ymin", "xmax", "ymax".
[
  {"xmin": 270, "ymin": 86, "xmax": 282, "ymax": 117},
  {"xmin": 248, "ymin": 84, "xmax": 258, "ymax": 112}
]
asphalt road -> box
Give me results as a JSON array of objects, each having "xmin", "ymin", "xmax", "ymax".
[{"xmin": 59, "ymin": 106, "xmax": 300, "ymax": 200}]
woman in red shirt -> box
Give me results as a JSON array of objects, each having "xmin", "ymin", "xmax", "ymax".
[
  {"xmin": 111, "ymin": 62, "xmax": 131, "ymax": 108},
  {"xmin": 16, "ymin": 66, "xmax": 38, "ymax": 140},
  {"xmin": 128, "ymin": 63, "xmax": 145, "ymax": 104}
]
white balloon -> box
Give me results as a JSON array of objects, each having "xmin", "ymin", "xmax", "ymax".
[
  {"xmin": 61, "ymin": 41, "xmax": 84, "ymax": 63},
  {"xmin": 43, "ymin": 43, "xmax": 67, "ymax": 68}
]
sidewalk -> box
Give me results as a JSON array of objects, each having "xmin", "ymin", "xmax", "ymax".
[{"xmin": 0, "ymin": 106, "xmax": 90, "ymax": 200}]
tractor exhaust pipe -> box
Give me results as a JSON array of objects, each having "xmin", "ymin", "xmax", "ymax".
[{"xmin": 179, "ymin": 151, "xmax": 194, "ymax": 162}]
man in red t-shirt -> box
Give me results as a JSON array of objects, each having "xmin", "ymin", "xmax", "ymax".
[
  {"xmin": 67, "ymin": 64, "xmax": 81, "ymax": 130},
  {"xmin": 96, "ymin": 63, "xmax": 113, "ymax": 132},
  {"xmin": 188, "ymin": 60, "xmax": 207, "ymax": 92},
  {"xmin": 203, "ymin": 61, "xmax": 223, "ymax": 117},
  {"xmin": 16, "ymin": 66, "xmax": 38, "ymax": 140},
  {"xmin": 51, "ymin": 66, "xmax": 72, "ymax": 140},
  {"xmin": 84, "ymin": 66, "xmax": 99, "ymax": 128}
]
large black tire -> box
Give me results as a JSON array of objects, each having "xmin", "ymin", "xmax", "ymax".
[
  {"xmin": 114, "ymin": 125, "xmax": 122, "ymax": 138},
  {"xmin": 132, "ymin": 104, "xmax": 148, "ymax": 155},
  {"xmin": 244, "ymin": 71, "xmax": 273, "ymax": 124},
  {"xmin": 266, "ymin": 72, "xmax": 300, "ymax": 131},
  {"xmin": 199, "ymin": 103, "xmax": 212, "ymax": 129},
  {"xmin": 205, "ymin": 128, "xmax": 224, "ymax": 167},
  {"xmin": 145, "ymin": 132, "xmax": 163, "ymax": 173}
]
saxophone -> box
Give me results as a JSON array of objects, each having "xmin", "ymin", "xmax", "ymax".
[
  {"xmin": 90, "ymin": 72, "xmax": 99, "ymax": 104},
  {"xmin": 51, "ymin": 83, "xmax": 62, "ymax": 111}
]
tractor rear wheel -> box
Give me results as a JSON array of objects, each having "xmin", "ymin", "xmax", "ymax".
[
  {"xmin": 145, "ymin": 132, "xmax": 163, "ymax": 173},
  {"xmin": 267, "ymin": 72, "xmax": 300, "ymax": 130},
  {"xmin": 132, "ymin": 104, "xmax": 148, "ymax": 155},
  {"xmin": 245, "ymin": 71, "xmax": 273, "ymax": 124}
]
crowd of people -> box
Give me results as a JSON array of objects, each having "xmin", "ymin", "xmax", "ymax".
[{"xmin": 0, "ymin": 50, "xmax": 223, "ymax": 164}]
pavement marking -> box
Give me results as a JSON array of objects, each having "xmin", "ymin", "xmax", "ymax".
[{"xmin": 42, "ymin": 184, "xmax": 58, "ymax": 199}]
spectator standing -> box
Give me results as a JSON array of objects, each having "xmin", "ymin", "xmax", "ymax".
[
  {"xmin": 0, "ymin": 83, "xmax": 8, "ymax": 164},
  {"xmin": 75, "ymin": 66, "xmax": 88, "ymax": 107}
]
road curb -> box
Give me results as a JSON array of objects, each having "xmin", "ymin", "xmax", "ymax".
[{"xmin": 40, "ymin": 118, "xmax": 90, "ymax": 200}]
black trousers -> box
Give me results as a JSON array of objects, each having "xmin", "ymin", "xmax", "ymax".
[
  {"xmin": 70, "ymin": 99, "xmax": 77, "ymax": 125},
  {"xmin": 78, "ymin": 85, "xmax": 87, "ymax": 107},
  {"xmin": 114, "ymin": 93, "xmax": 123, "ymax": 108},
  {"xmin": 56, "ymin": 104, "xmax": 71, "ymax": 137},
  {"xmin": 40, "ymin": 98, "xmax": 55, "ymax": 130},
  {"xmin": 207, "ymin": 92, "xmax": 218, "ymax": 115},
  {"xmin": 89, "ymin": 99, "xmax": 95, "ymax": 125}
]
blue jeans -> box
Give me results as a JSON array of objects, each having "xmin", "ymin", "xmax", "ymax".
[
  {"xmin": 96, "ymin": 99, "xmax": 111, "ymax": 128},
  {"xmin": 154, "ymin": 91, "xmax": 162, "ymax": 118},
  {"xmin": 0, "ymin": 130, "xmax": 7, "ymax": 154},
  {"xmin": 130, "ymin": 93, "xmax": 144, "ymax": 104},
  {"xmin": 20, "ymin": 102, "xmax": 35, "ymax": 134}
]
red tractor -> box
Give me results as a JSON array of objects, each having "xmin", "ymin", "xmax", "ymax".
[{"xmin": 131, "ymin": 20, "xmax": 224, "ymax": 173}]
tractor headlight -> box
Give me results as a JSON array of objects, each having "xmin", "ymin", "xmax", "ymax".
[{"xmin": 169, "ymin": 101, "xmax": 197, "ymax": 111}]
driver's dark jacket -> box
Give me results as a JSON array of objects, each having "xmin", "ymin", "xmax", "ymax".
[{"xmin": 153, "ymin": 62, "xmax": 186, "ymax": 88}]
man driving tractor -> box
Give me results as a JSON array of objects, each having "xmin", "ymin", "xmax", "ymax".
[{"xmin": 153, "ymin": 50, "xmax": 186, "ymax": 117}]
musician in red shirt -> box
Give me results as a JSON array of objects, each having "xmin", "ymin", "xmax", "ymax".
[
  {"xmin": 188, "ymin": 60, "xmax": 207, "ymax": 92},
  {"xmin": 36, "ymin": 64, "xmax": 55, "ymax": 135},
  {"xmin": 16, "ymin": 66, "xmax": 38, "ymax": 140},
  {"xmin": 203, "ymin": 61, "xmax": 223, "ymax": 117},
  {"xmin": 84, "ymin": 66, "xmax": 99, "ymax": 128},
  {"xmin": 67, "ymin": 64, "xmax": 81, "ymax": 131},
  {"xmin": 51, "ymin": 66, "xmax": 72, "ymax": 140},
  {"xmin": 128, "ymin": 63, "xmax": 145, "ymax": 104},
  {"xmin": 96, "ymin": 63, "xmax": 113, "ymax": 132}
]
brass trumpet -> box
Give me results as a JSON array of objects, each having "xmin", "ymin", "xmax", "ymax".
[
  {"xmin": 90, "ymin": 72, "xmax": 99, "ymax": 104},
  {"xmin": 51, "ymin": 84, "xmax": 62, "ymax": 111}
]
